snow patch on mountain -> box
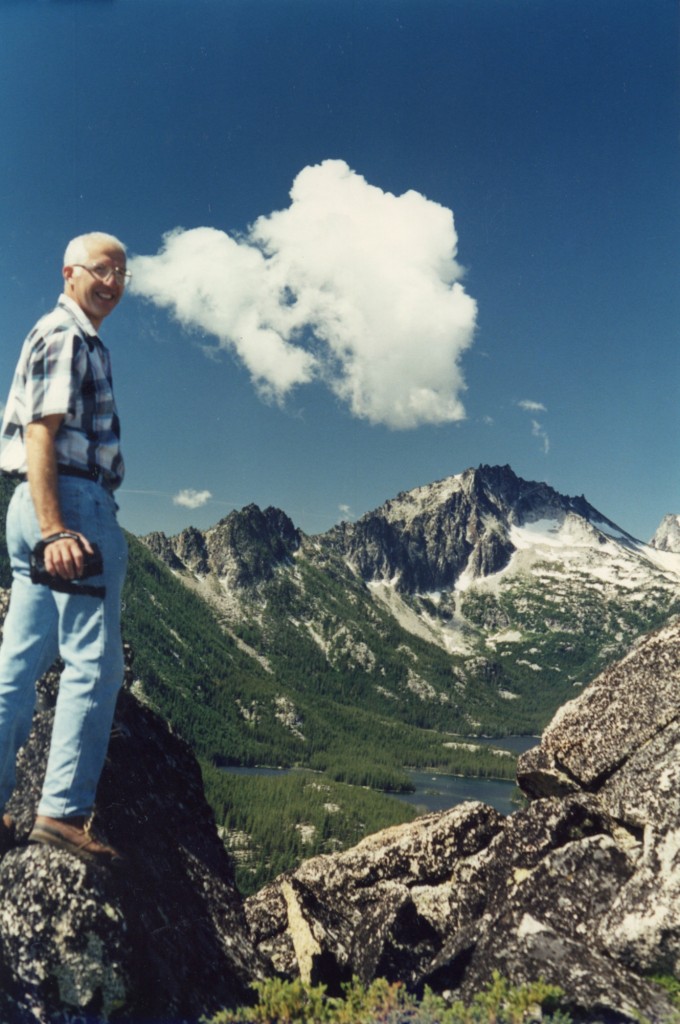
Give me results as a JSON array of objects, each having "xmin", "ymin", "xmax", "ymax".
[{"xmin": 638, "ymin": 542, "xmax": 680, "ymax": 578}]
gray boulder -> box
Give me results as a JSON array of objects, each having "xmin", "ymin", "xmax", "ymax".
[
  {"xmin": 0, "ymin": 652, "xmax": 265, "ymax": 1023},
  {"xmin": 518, "ymin": 615, "xmax": 680, "ymax": 988},
  {"xmin": 246, "ymin": 801, "xmax": 503, "ymax": 990}
]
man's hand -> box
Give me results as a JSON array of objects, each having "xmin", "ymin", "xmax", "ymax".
[
  {"xmin": 42, "ymin": 533, "xmax": 95, "ymax": 581},
  {"xmin": 25, "ymin": 417, "xmax": 94, "ymax": 581}
]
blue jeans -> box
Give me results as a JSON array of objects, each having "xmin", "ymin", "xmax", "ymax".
[{"xmin": 0, "ymin": 478, "xmax": 128, "ymax": 819}]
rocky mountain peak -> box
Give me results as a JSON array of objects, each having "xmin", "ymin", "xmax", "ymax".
[
  {"xmin": 142, "ymin": 504, "xmax": 301, "ymax": 589},
  {"xmin": 330, "ymin": 464, "xmax": 629, "ymax": 594},
  {"xmin": 650, "ymin": 513, "xmax": 680, "ymax": 553}
]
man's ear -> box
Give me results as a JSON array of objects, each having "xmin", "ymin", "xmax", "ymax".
[{"xmin": 63, "ymin": 265, "xmax": 74, "ymax": 287}]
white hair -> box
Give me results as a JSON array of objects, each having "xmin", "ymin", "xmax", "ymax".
[{"xmin": 63, "ymin": 232, "xmax": 127, "ymax": 267}]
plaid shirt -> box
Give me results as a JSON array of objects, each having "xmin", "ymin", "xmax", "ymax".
[{"xmin": 0, "ymin": 295, "xmax": 125, "ymax": 489}]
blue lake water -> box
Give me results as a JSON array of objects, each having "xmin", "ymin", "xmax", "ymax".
[
  {"xmin": 223, "ymin": 736, "xmax": 538, "ymax": 818},
  {"xmin": 393, "ymin": 772, "xmax": 518, "ymax": 816}
]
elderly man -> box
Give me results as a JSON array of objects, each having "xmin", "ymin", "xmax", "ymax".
[{"xmin": 0, "ymin": 232, "xmax": 129, "ymax": 865}]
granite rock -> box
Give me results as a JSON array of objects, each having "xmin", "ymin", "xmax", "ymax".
[
  {"xmin": 0, "ymin": 651, "xmax": 265, "ymax": 1024},
  {"xmin": 246, "ymin": 618, "xmax": 680, "ymax": 1023}
]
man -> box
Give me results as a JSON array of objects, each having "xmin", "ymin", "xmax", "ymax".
[{"xmin": 0, "ymin": 232, "xmax": 129, "ymax": 865}]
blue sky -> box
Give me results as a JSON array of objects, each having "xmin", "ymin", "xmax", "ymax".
[{"xmin": 1, "ymin": 0, "xmax": 678, "ymax": 543}]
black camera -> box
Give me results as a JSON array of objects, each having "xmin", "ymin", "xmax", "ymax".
[{"xmin": 30, "ymin": 533, "xmax": 103, "ymax": 587}]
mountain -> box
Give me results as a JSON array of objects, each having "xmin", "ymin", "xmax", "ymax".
[
  {"xmin": 140, "ymin": 465, "xmax": 680, "ymax": 767},
  {"xmin": 0, "ymin": 465, "xmax": 678, "ymax": 906},
  {"xmin": 1, "ymin": 465, "xmax": 675, "ymax": 799},
  {"xmin": 650, "ymin": 512, "xmax": 680, "ymax": 553}
]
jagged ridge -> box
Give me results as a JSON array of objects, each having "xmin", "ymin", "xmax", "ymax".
[
  {"xmin": 140, "ymin": 465, "xmax": 680, "ymax": 741},
  {"xmin": 328, "ymin": 464, "xmax": 632, "ymax": 592}
]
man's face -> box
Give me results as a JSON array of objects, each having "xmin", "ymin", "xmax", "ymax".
[{"xmin": 63, "ymin": 241, "xmax": 127, "ymax": 330}]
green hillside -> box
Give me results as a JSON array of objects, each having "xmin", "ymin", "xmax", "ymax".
[
  {"xmin": 122, "ymin": 534, "xmax": 514, "ymax": 789},
  {"xmin": 121, "ymin": 535, "xmax": 515, "ymax": 892}
]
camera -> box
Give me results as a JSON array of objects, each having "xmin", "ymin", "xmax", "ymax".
[{"xmin": 30, "ymin": 534, "xmax": 103, "ymax": 587}]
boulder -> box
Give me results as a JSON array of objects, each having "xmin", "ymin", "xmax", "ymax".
[
  {"xmin": 246, "ymin": 617, "xmax": 680, "ymax": 1023},
  {"xmin": 246, "ymin": 801, "xmax": 504, "ymax": 990},
  {"xmin": 0, "ymin": 651, "xmax": 265, "ymax": 1023},
  {"xmin": 517, "ymin": 617, "xmax": 680, "ymax": 806}
]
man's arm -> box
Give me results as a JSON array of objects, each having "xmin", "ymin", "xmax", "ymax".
[{"xmin": 25, "ymin": 416, "xmax": 93, "ymax": 580}]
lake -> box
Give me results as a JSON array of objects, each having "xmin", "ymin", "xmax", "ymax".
[
  {"xmin": 223, "ymin": 735, "xmax": 537, "ymax": 818},
  {"xmin": 393, "ymin": 771, "xmax": 518, "ymax": 816}
]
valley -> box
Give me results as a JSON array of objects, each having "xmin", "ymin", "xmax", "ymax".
[{"xmin": 1, "ymin": 464, "xmax": 678, "ymax": 890}]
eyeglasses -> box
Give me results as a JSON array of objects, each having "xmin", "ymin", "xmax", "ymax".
[{"xmin": 72, "ymin": 263, "xmax": 132, "ymax": 285}]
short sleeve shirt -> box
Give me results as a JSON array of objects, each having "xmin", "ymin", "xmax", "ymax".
[{"xmin": 0, "ymin": 295, "xmax": 124, "ymax": 489}]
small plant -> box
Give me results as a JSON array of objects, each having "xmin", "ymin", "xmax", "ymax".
[
  {"xmin": 207, "ymin": 971, "xmax": 569, "ymax": 1024},
  {"xmin": 650, "ymin": 974, "xmax": 680, "ymax": 1009}
]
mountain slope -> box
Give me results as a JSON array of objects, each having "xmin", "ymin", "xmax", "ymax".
[
  {"xmin": 138, "ymin": 520, "xmax": 516, "ymax": 785},
  {"xmin": 142, "ymin": 465, "xmax": 680, "ymax": 748}
]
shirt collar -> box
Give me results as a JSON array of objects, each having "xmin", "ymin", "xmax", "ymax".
[{"xmin": 58, "ymin": 294, "xmax": 100, "ymax": 340}]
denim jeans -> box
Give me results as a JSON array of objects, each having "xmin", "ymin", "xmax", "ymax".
[{"xmin": 0, "ymin": 477, "xmax": 128, "ymax": 819}]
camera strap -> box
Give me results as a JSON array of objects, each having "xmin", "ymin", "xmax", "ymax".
[
  {"xmin": 34, "ymin": 531, "xmax": 82, "ymax": 554},
  {"xmin": 40, "ymin": 578, "xmax": 106, "ymax": 599}
]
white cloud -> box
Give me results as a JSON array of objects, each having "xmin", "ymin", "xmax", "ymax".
[
  {"xmin": 173, "ymin": 488, "xmax": 213, "ymax": 509},
  {"xmin": 518, "ymin": 399, "xmax": 547, "ymax": 413},
  {"xmin": 517, "ymin": 400, "xmax": 550, "ymax": 453},
  {"xmin": 531, "ymin": 420, "xmax": 550, "ymax": 454},
  {"xmin": 129, "ymin": 159, "xmax": 477, "ymax": 429}
]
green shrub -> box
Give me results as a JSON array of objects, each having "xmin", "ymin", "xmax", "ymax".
[
  {"xmin": 207, "ymin": 972, "xmax": 569, "ymax": 1024},
  {"xmin": 651, "ymin": 975, "xmax": 680, "ymax": 1009}
]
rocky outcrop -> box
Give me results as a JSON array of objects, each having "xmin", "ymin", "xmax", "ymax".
[
  {"xmin": 245, "ymin": 616, "xmax": 680, "ymax": 1023},
  {"xmin": 0, "ymin": 651, "xmax": 265, "ymax": 1024},
  {"xmin": 330, "ymin": 467, "xmax": 517, "ymax": 591},
  {"xmin": 651, "ymin": 514, "xmax": 680, "ymax": 553},
  {"xmin": 518, "ymin": 617, "xmax": 680, "ymax": 984},
  {"xmin": 143, "ymin": 504, "xmax": 301, "ymax": 589}
]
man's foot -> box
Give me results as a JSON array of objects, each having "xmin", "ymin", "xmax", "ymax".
[
  {"xmin": 29, "ymin": 815, "xmax": 124, "ymax": 867},
  {"xmin": 0, "ymin": 814, "xmax": 15, "ymax": 856}
]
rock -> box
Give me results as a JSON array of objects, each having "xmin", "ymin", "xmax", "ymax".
[
  {"xmin": 424, "ymin": 798, "xmax": 672, "ymax": 1022},
  {"xmin": 516, "ymin": 617, "xmax": 680, "ymax": 801},
  {"xmin": 0, "ymin": 651, "xmax": 265, "ymax": 1023},
  {"xmin": 245, "ymin": 802, "xmax": 504, "ymax": 991},
  {"xmin": 143, "ymin": 505, "xmax": 301, "ymax": 589},
  {"xmin": 246, "ymin": 617, "xmax": 680, "ymax": 1023},
  {"xmin": 650, "ymin": 514, "xmax": 680, "ymax": 553},
  {"xmin": 0, "ymin": 846, "xmax": 131, "ymax": 1022},
  {"xmin": 517, "ymin": 616, "xmax": 680, "ymax": 990}
]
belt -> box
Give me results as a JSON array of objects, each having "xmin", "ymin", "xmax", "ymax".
[
  {"xmin": 5, "ymin": 465, "xmax": 113, "ymax": 490},
  {"xmin": 58, "ymin": 464, "xmax": 111, "ymax": 486}
]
